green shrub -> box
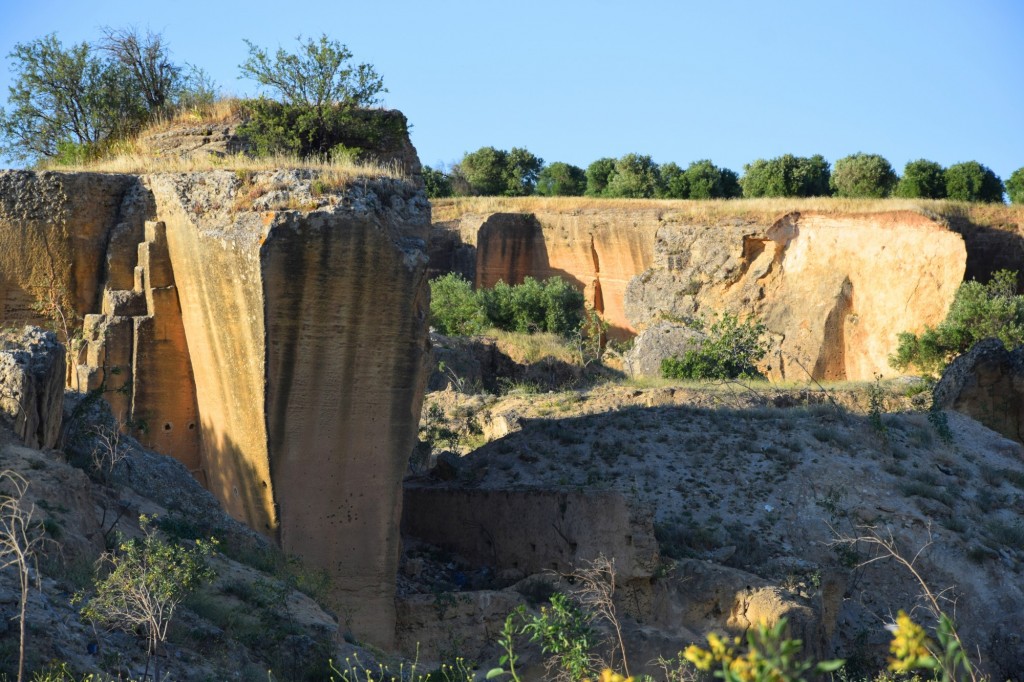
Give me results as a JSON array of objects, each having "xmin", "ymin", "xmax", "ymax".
[
  {"xmin": 79, "ymin": 516, "xmax": 216, "ymax": 682},
  {"xmin": 661, "ymin": 312, "xmax": 768, "ymax": 380},
  {"xmin": 429, "ymin": 273, "xmax": 487, "ymax": 336},
  {"xmin": 740, "ymin": 154, "xmax": 831, "ymax": 197},
  {"xmin": 944, "ymin": 161, "xmax": 1005, "ymax": 202},
  {"xmin": 685, "ymin": 159, "xmax": 741, "ymax": 199},
  {"xmin": 829, "ymin": 152, "xmax": 898, "ymax": 198},
  {"xmin": 658, "ymin": 162, "xmax": 687, "ymax": 198},
  {"xmin": 660, "ymin": 160, "xmax": 742, "ymax": 199},
  {"xmin": 894, "ymin": 159, "xmax": 947, "ymax": 199},
  {"xmin": 431, "ymin": 275, "xmax": 584, "ymax": 338},
  {"xmin": 237, "ymin": 100, "xmax": 406, "ymax": 159},
  {"xmin": 536, "ymin": 162, "xmax": 587, "ymax": 196},
  {"xmin": 891, "ymin": 269, "xmax": 1024, "ymax": 375},
  {"xmin": 1006, "ymin": 166, "xmax": 1024, "ymax": 204}
]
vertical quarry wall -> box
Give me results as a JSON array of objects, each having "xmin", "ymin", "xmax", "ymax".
[
  {"xmin": 147, "ymin": 171, "xmax": 431, "ymax": 645},
  {"xmin": 435, "ymin": 209, "xmax": 659, "ymax": 336},
  {"xmin": 431, "ymin": 207, "xmax": 971, "ymax": 380},
  {"xmin": 0, "ymin": 167, "xmax": 432, "ymax": 648},
  {"xmin": 0, "ymin": 171, "xmax": 146, "ymax": 329},
  {"xmin": 625, "ymin": 212, "xmax": 967, "ymax": 380}
]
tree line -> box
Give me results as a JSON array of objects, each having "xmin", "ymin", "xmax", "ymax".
[{"xmin": 425, "ymin": 149, "xmax": 1024, "ymax": 204}]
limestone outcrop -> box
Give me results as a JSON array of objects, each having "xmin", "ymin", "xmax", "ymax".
[
  {"xmin": 0, "ymin": 326, "xmax": 65, "ymax": 449},
  {"xmin": 624, "ymin": 212, "xmax": 966, "ymax": 380},
  {"xmin": 0, "ymin": 165, "xmax": 431, "ymax": 647},
  {"xmin": 143, "ymin": 170, "xmax": 431, "ymax": 645}
]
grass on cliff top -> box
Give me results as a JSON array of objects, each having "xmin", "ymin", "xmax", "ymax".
[
  {"xmin": 35, "ymin": 97, "xmax": 406, "ymax": 179},
  {"xmin": 44, "ymin": 149, "xmax": 406, "ymax": 178},
  {"xmin": 432, "ymin": 195, "xmax": 1024, "ymax": 228}
]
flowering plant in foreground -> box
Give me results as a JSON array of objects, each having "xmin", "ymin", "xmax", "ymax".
[{"xmin": 682, "ymin": 619, "xmax": 842, "ymax": 682}]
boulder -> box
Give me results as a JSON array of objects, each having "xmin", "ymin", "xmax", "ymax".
[
  {"xmin": 0, "ymin": 326, "xmax": 65, "ymax": 449},
  {"xmin": 933, "ymin": 338, "xmax": 1024, "ymax": 443},
  {"xmin": 624, "ymin": 320, "xmax": 705, "ymax": 378}
]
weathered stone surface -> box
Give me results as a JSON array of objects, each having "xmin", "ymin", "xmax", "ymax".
[
  {"xmin": 402, "ymin": 486, "xmax": 659, "ymax": 582},
  {"xmin": 623, "ymin": 320, "xmax": 705, "ymax": 378},
  {"xmin": 625, "ymin": 212, "xmax": 967, "ymax": 380},
  {"xmin": 933, "ymin": 338, "xmax": 1024, "ymax": 443},
  {"xmin": 0, "ymin": 171, "xmax": 141, "ymax": 325},
  {"xmin": 0, "ymin": 327, "xmax": 65, "ymax": 449},
  {"xmin": 147, "ymin": 170, "xmax": 431, "ymax": 646}
]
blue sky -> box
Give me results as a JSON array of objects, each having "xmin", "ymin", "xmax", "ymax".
[{"xmin": 1, "ymin": 0, "xmax": 1022, "ymax": 181}]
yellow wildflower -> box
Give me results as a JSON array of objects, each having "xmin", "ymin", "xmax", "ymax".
[
  {"xmin": 583, "ymin": 670, "xmax": 633, "ymax": 682},
  {"xmin": 682, "ymin": 643, "xmax": 714, "ymax": 671},
  {"xmin": 888, "ymin": 610, "xmax": 937, "ymax": 672}
]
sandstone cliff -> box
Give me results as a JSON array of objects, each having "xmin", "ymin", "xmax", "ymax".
[
  {"xmin": 430, "ymin": 203, "xmax": 973, "ymax": 380},
  {"xmin": 0, "ymin": 167, "xmax": 432, "ymax": 647}
]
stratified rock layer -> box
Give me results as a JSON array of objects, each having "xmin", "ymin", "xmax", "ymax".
[
  {"xmin": 434, "ymin": 210, "xmax": 659, "ymax": 336},
  {"xmin": 0, "ymin": 171, "xmax": 147, "ymax": 327}
]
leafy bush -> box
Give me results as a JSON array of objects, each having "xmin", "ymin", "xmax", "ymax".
[
  {"xmin": 894, "ymin": 159, "xmax": 947, "ymax": 199},
  {"xmin": 891, "ymin": 269, "xmax": 1024, "ymax": 375},
  {"xmin": 584, "ymin": 158, "xmax": 616, "ymax": 196},
  {"xmin": 1006, "ymin": 166, "xmax": 1024, "ymax": 204},
  {"xmin": 236, "ymin": 34, "xmax": 390, "ymax": 159},
  {"xmin": 0, "ymin": 34, "xmax": 147, "ymax": 161},
  {"xmin": 79, "ymin": 516, "xmax": 216, "ymax": 682},
  {"xmin": 422, "ymin": 166, "xmax": 453, "ymax": 198},
  {"xmin": 944, "ymin": 161, "xmax": 1005, "ymax": 202},
  {"xmin": 603, "ymin": 153, "xmax": 661, "ymax": 198},
  {"xmin": 658, "ymin": 162, "xmax": 687, "ymax": 199},
  {"xmin": 429, "ymin": 273, "xmax": 487, "ymax": 336},
  {"xmin": 536, "ymin": 162, "xmax": 587, "ymax": 196},
  {"xmin": 661, "ymin": 313, "xmax": 768, "ymax": 380},
  {"xmin": 430, "ymin": 275, "xmax": 584, "ymax": 338},
  {"xmin": 829, "ymin": 152, "xmax": 898, "ymax": 198},
  {"xmin": 740, "ymin": 154, "xmax": 831, "ymax": 197}
]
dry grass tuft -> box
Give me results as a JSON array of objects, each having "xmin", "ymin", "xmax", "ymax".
[
  {"xmin": 431, "ymin": 196, "xmax": 1024, "ymax": 227},
  {"xmin": 41, "ymin": 149, "xmax": 406, "ymax": 179}
]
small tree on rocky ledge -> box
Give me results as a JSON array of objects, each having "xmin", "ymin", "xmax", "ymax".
[
  {"xmin": 237, "ymin": 34, "xmax": 387, "ymax": 157},
  {"xmin": 80, "ymin": 515, "xmax": 216, "ymax": 682}
]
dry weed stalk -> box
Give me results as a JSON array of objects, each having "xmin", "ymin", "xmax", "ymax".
[
  {"xmin": 571, "ymin": 554, "xmax": 630, "ymax": 678},
  {"xmin": 0, "ymin": 471, "xmax": 44, "ymax": 682},
  {"xmin": 89, "ymin": 419, "xmax": 127, "ymax": 481},
  {"xmin": 832, "ymin": 525, "xmax": 982, "ymax": 682}
]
